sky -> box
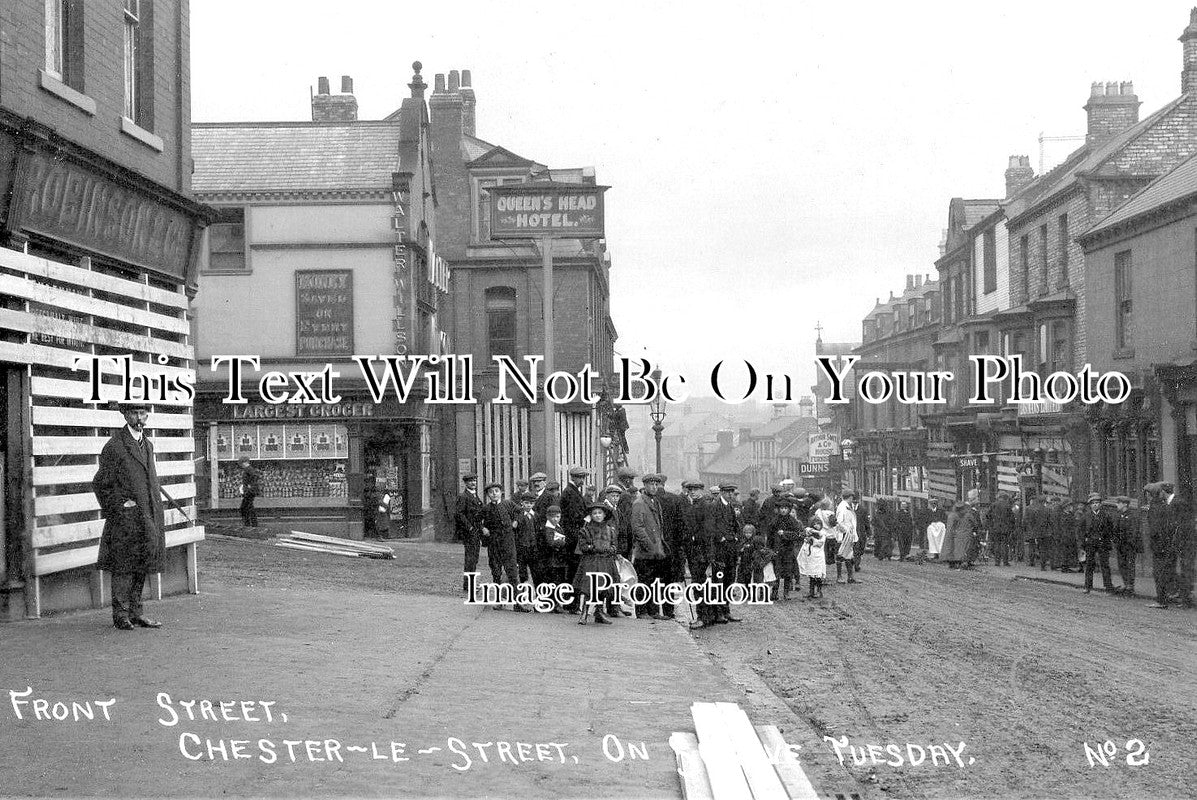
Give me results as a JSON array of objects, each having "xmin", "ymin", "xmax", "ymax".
[{"xmin": 191, "ymin": 1, "xmax": 1193, "ymax": 399}]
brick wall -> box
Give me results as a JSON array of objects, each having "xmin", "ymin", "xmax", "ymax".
[{"xmin": 0, "ymin": 0, "xmax": 190, "ymax": 194}]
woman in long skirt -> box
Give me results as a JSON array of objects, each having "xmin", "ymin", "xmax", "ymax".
[{"xmin": 573, "ymin": 503, "xmax": 620, "ymax": 625}]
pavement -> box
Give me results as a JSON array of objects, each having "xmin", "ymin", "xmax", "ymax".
[{"xmin": 0, "ymin": 574, "xmax": 750, "ymax": 798}]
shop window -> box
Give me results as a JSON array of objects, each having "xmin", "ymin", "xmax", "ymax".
[
  {"xmin": 123, "ymin": 0, "xmax": 154, "ymax": 130},
  {"xmin": 44, "ymin": 0, "xmax": 84, "ymax": 91},
  {"xmin": 485, "ymin": 287, "xmax": 516, "ymax": 359},
  {"xmin": 1114, "ymin": 249, "xmax": 1132, "ymax": 350},
  {"xmin": 983, "ymin": 227, "xmax": 996, "ymax": 294},
  {"xmin": 207, "ymin": 208, "xmax": 247, "ymax": 271}
]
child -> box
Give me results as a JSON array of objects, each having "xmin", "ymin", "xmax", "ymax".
[
  {"xmin": 797, "ymin": 514, "xmax": 827, "ymax": 598},
  {"xmin": 770, "ymin": 498, "xmax": 802, "ymax": 601},
  {"xmin": 574, "ymin": 503, "xmax": 619, "ymax": 625},
  {"xmin": 514, "ymin": 492, "xmax": 539, "ymax": 585},
  {"xmin": 740, "ymin": 525, "xmax": 776, "ymax": 586},
  {"xmin": 540, "ymin": 505, "xmax": 567, "ymax": 612}
]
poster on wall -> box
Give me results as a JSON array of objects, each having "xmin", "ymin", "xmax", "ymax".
[{"xmin": 295, "ymin": 270, "xmax": 354, "ymax": 357}]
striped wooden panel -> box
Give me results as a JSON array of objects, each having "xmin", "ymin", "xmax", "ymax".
[
  {"xmin": 33, "ymin": 435, "xmax": 195, "ymax": 456},
  {"xmin": 30, "ymin": 376, "xmax": 193, "ymax": 407},
  {"xmin": 3, "ymin": 246, "xmax": 189, "ymax": 309},
  {"xmin": 3, "ymin": 246, "xmax": 204, "ymax": 585},
  {"xmin": 34, "ymin": 482, "xmax": 196, "ymax": 517},
  {"xmin": 0, "ymin": 308, "xmax": 192, "ymax": 359},
  {"xmin": 0, "ymin": 273, "xmax": 189, "ymax": 334},
  {"xmin": 474, "ymin": 405, "xmax": 530, "ymax": 492},
  {"xmin": 928, "ymin": 467, "xmax": 956, "ymax": 501},
  {"xmin": 34, "ymin": 525, "xmax": 204, "ymax": 576},
  {"xmin": 556, "ymin": 410, "xmax": 595, "ymax": 486},
  {"xmin": 34, "ymin": 507, "xmax": 195, "ymax": 549}
]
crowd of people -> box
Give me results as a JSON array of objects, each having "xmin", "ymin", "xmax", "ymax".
[{"xmin": 456, "ymin": 467, "xmax": 1197, "ymax": 623}]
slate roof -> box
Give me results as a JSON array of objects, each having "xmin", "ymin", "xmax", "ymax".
[
  {"xmin": 750, "ymin": 415, "xmax": 818, "ymax": 440},
  {"xmin": 1084, "ymin": 150, "xmax": 1197, "ymax": 238},
  {"xmin": 192, "ymin": 122, "xmax": 402, "ymax": 193},
  {"xmin": 962, "ymin": 200, "xmax": 1001, "ymax": 228},
  {"xmin": 700, "ymin": 442, "xmax": 755, "ymax": 477},
  {"xmin": 1004, "ymin": 96, "xmax": 1187, "ymax": 222}
]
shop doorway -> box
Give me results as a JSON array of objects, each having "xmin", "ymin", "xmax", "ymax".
[{"xmin": 363, "ymin": 429, "xmax": 408, "ymax": 539}]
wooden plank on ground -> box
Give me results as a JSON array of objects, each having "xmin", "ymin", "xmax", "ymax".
[
  {"xmin": 669, "ymin": 732, "xmax": 715, "ymax": 800},
  {"xmin": 285, "ymin": 530, "xmax": 394, "ymax": 554},
  {"xmin": 275, "ymin": 541, "xmax": 368, "ymax": 559},
  {"xmin": 715, "ymin": 703, "xmax": 788, "ymax": 800},
  {"xmin": 754, "ymin": 725, "xmax": 821, "ymax": 800},
  {"xmin": 691, "ymin": 702, "xmax": 753, "ymax": 800}
]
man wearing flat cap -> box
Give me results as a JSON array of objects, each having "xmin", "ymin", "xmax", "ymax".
[
  {"xmin": 455, "ymin": 474, "xmax": 485, "ymax": 593},
  {"xmin": 93, "ymin": 401, "xmax": 165, "ymax": 630},
  {"xmin": 615, "ymin": 466, "xmax": 639, "ymax": 558},
  {"xmin": 703, "ymin": 483, "xmax": 743, "ymax": 623},
  {"xmin": 1079, "ymin": 492, "xmax": 1114, "ymax": 594},
  {"xmin": 630, "ymin": 474, "xmax": 669, "ymax": 618},
  {"xmin": 481, "ymin": 482, "xmax": 524, "ymax": 608},
  {"xmin": 1111, "ymin": 496, "xmax": 1140, "ymax": 596},
  {"xmin": 560, "ymin": 467, "xmax": 590, "ymax": 592},
  {"xmin": 529, "ymin": 471, "xmax": 553, "ymax": 551}
]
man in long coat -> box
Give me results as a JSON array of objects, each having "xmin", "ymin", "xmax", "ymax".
[
  {"xmin": 455, "ymin": 474, "xmax": 485, "ymax": 593},
  {"xmin": 560, "ymin": 467, "xmax": 590, "ymax": 590},
  {"xmin": 1078, "ymin": 492, "xmax": 1114, "ymax": 593},
  {"xmin": 93, "ymin": 402, "xmax": 166, "ymax": 630}
]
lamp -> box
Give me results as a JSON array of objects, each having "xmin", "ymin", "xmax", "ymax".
[
  {"xmin": 599, "ymin": 435, "xmax": 612, "ymax": 450},
  {"xmin": 649, "ymin": 368, "xmax": 667, "ymax": 474}
]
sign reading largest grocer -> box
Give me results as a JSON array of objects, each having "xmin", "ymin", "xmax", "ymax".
[{"xmin": 489, "ymin": 185, "xmax": 606, "ymax": 239}]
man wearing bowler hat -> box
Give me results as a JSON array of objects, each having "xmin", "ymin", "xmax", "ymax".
[
  {"xmin": 455, "ymin": 474, "xmax": 485, "ymax": 593},
  {"xmin": 92, "ymin": 401, "xmax": 166, "ymax": 630}
]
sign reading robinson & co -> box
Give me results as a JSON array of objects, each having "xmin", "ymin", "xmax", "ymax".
[
  {"xmin": 295, "ymin": 270, "xmax": 353, "ymax": 357},
  {"xmin": 489, "ymin": 183, "xmax": 607, "ymax": 239}
]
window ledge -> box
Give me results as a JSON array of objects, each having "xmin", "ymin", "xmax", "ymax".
[
  {"xmin": 199, "ymin": 268, "xmax": 252, "ymax": 276},
  {"xmin": 1112, "ymin": 347, "xmax": 1136, "ymax": 361},
  {"xmin": 39, "ymin": 70, "xmax": 96, "ymax": 115},
  {"xmin": 120, "ymin": 116, "xmax": 164, "ymax": 152}
]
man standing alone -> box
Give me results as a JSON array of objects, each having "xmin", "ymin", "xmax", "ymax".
[
  {"xmin": 455, "ymin": 474, "xmax": 484, "ymax": 593},
  {"xmin": 238, "ymin": 456, "xmax": 261, "ymax": 528},
  {"xmin": 93, "ymin": 402, "xmax": 165, "ymax": 630}
]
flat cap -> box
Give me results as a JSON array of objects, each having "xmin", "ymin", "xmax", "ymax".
[
  {"xmin": 1087, "ymin": 492, "xmax": 1103, "ymax": 503},
  {"xmin": 112, "ymin": 399, "xmax": 151, "ymax": 411},
  {"xmin": 603, "ymin": 484, "xmax": 625, "ymax": 495},
  {"xmin": 529, "ymin": 471, "xmax": 548, "ymax": 481},
  {"xmin": 683, "ymin": 480, "xmax": 705, "ymax": 490},
  {"xmin": 545, "ymin": 481, "xmax": 561, "ymax": 491},
  {"xmin": 719, "ymin": 482, "xmax": 738, "ymax": 492},
  {"xmin": 483, "ymin": 482, "xmax": 504, "ymax": 493},
  {"xmin": 462, "ymin": 473, "xmax": 478, "ymax": 482},
  {"xmin": 518, "ymin": 491, "xmax": 536, "ymax": 503},
  {"xmin": 616, "ymin": 466, "xmax": 638, "ymax": 479},
  {"xmin": 642, "ymin": 473, "xmax": 665, "ymax": 484},
  {"xmin": 1113, "ymin": 495, "xmax": 1132, "ymax": 504},
  {"xmin": 568, "ymin": 466, "xmax": 590, "ymax": 478}
]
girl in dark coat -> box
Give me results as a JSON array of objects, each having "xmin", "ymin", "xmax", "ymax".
[
  {"xmin": 574, "ymin": 504, "xmax": 619, "ymax": 625},
  {"xmin": 769, "ymin": 500, "xmax": 802, "ymax": 600}
]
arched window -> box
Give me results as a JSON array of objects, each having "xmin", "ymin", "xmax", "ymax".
[{"xmin": 485, "ymin": 287, "xmax": 516, "ymax": 359}]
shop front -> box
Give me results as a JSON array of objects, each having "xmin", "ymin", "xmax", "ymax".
[{"xmin": 194, "ymin": 392, "xmax": 436, "ymax": 539}]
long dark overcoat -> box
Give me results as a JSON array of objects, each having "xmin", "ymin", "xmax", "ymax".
[{"xmin": 93, "ymin": 428, "xmax": 166, "ymax": 573}]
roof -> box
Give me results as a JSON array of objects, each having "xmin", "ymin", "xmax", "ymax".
[
  {"xmin": 961, "ymin": 200, "xmax": 1001, "ymax": 228},
  {"xmin": 1004, "ymin": 95, "xmax": 1188, "ymax": 222},
  {"xmin": 700, "ymin": 442, "xmax": 755, "ymax": 477},
  {"xmin": 193, "ymin": 122, "xmax": 401, "ymax": 193},
  {"xmin": 751, "ymin": 415, "xmax": 818, "ymax": 440},
  {"xmin": 1084, "ymin": 150, "xmax": 1197, "ymax": 239}
]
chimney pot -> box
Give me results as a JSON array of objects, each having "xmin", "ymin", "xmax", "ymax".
[
  {"xmin": 434, "ymin": 73, "xmax": 446, "ymax": 93},
  {"xmin": 341, "ymin": 75, "xmax": 353, "ymax": 94},
  {"xmin": 906, "ymin": 275, "xmax": 915, "ymax": 290},
  {"xmin": 448, "ymin": 70, "xmax": 460, "ymax": 92},
  {"xmin": 1084, "ymin": 80, "xmax": 1140, "ymax": 146},
  {"xmin": 1090, "ymin": 81, "xmax": 1103, "ymax": 97},
  {"xmin": 461, "ymin": 69, "xmax": 472, "ymax": 87},
  {"xmin": 317, "ymin": 76, "xmax": 330, "ymax": 95}
]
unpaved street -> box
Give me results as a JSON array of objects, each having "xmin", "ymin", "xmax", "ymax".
[{"xmin": 697, "ymin": 559, "xmax": 1197, "ymax": 799}]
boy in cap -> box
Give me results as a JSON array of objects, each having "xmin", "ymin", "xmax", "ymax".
[
  {"xmin": 539, "ymin": 505, "xmax": 568, "ymax": 610},
  {"xmin": 514, "ymin": 491, "xmax": 540, "ymax": 586},
  {"xmin": 481, "ymin": 482, "xmax": 526, "ymax": 610}
]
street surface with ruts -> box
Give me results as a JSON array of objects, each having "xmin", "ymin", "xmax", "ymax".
[{"xmin": 1, "ymin": 536, "xmax": 1193, "ymax": 799}]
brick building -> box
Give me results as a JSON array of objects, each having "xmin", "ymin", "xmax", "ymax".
[
  {"xmin": 993, "ymin": 8, "xmax": 1197, "ymax": 502},
  {"xmin": 1077, "ymin": 152, "xmax": 1197, "ymax": 510},
  {"xmin": 846, "ymin": 275, "xmax": 941, "ymax": 510},
  {"xmin": 0, "ymin": 1, "xmax": 211, "ymax": 618},
  {"xmin": 430, "ymin": 70, "xmax": 618, "ymax": 490},
  {"xmin": 190, "ymin": 66, "xmax": 453, "ymax": 540}
]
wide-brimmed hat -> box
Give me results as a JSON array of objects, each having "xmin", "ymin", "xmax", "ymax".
[{"xmin": 585, "ymin": 502, "xmax": 612, "ymax": 519}]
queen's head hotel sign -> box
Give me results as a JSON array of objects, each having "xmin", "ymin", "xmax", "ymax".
[{"xmin": 489, "ymin": 183, "xmax": 607, "ymax": 239}]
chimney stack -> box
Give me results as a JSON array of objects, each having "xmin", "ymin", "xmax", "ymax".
[
  {"xmin": 460, "ymin": 69, "xmax": 476, "ymax": 137},
  {"xmin": 906, "ymin": 274, "xmax": 915, "ymax": 291},
  {"xmin": 1083, "ymin": 81, "xmax": 1139, "ymax": 146},
  {"xmin": 430, "ymin": 70, "xmax": 464, "ymax": 143},
  {"xmin": 1181, "ymin": 8, "xmax": 1197, "ymax": 94},
  {"xmin": 311, "ymin": 74, "xmax": 357, "ymax": 122},
  {"xmin": 1005, "ymin": 155, "xmax": 1035, "ymax": 198}
]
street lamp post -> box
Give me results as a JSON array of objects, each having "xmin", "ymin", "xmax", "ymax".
[{"xmin": 649, "ymin": 368, "xmax": 666, "ymax": 474}]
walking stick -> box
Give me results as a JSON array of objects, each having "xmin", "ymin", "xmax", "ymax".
[{"xmin": 159, "ymin": 485, "xmax": 193, "ymax": 525}]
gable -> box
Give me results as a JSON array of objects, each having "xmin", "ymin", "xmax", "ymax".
[{"xmin": 468, "ymin": 145, "xmax": 539, "ymax": 169}]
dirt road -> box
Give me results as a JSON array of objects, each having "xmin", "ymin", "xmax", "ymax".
[{"xmin": 695, "ymin": 558, "xmax": 1197, "ymax": 799}]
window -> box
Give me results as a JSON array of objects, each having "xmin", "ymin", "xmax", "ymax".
[
  {"xmin": 123, "ymin": 0, "xmax": 154, "ymax": 129},
  {"xmin": 1058, "ymin": 214, "xmax": 1070, "ymax": 287},
  {"xmin": 1114, "ymin": 249, "xmax": 1132, "ymax": 350},
  {"xmin": 207, "ymin": 208, "xmax": 246, "ymax": 270},
  {"xmin": 983, "ymin": 227, "xmax": 996, "ymax": 294},
  {"xmin": 1050, "ymin": 321, "xmax": 1070, "ymax": 373},
  {"xmin": 1038, "ymin": 223, "xmax": 1049, "ymax": 295},
  {"xmin": 1020, "ymin": 235, "xmax": 1030, "ymax": 303},
  {"xmin": 45, "ymin": 0, "xmax": 84, "ymax": 90},
  {"xmin": 975, "ymin": 331, "xmax": 990, "ymax": 353},
  {"xmin": 954, "ymin": 274, "xmax": 964, "ymax": 321},
  {"xmin": 485, "ymin": 287, "xmax": 516, "ymax": 358}
]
